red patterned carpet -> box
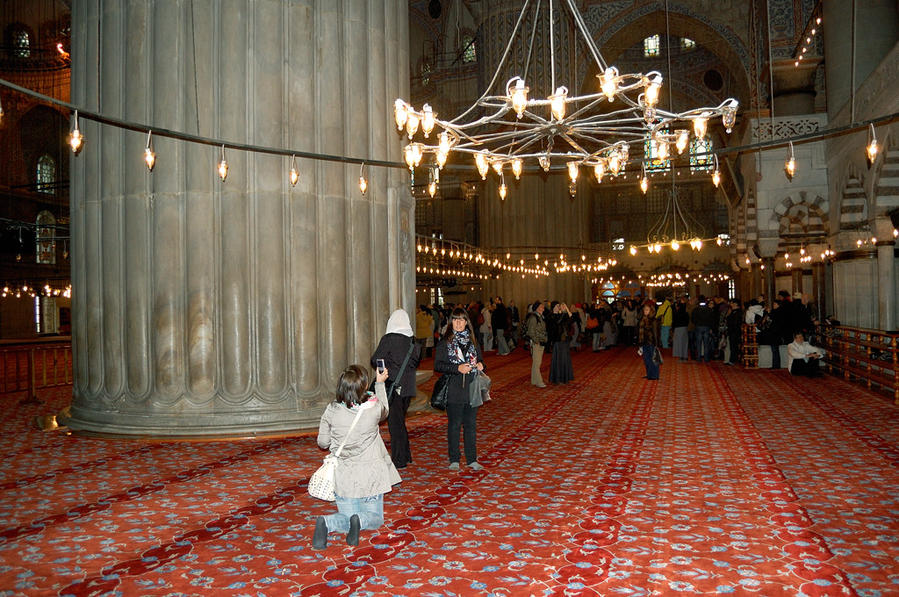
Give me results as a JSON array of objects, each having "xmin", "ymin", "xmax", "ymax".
[{"xmin": 1, "ymin": 347, "xmax": 898, "ymax": 596}]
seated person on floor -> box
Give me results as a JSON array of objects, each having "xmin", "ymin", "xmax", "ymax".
[{"xmin": 787, "ymin": 332, "xmax": 825, "ymax": 377}]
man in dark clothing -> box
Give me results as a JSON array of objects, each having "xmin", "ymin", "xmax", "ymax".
[
  {"xmin": 691, "ymin": 297, "xmax": 717, "ymax": 362},
  {"xmin": 725, "ymin": 299, "xmax": 743, "ymax": 365},
  {"xmin": 492, "ymin": 297, "xmax": 511, "ymax": 355}
]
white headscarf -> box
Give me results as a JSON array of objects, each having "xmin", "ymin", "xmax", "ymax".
[{"xmin": 386, "ymin": 309, "xmax": 414, "ymax": 337}]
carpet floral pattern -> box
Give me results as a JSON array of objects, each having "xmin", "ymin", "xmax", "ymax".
[{"xmin": 0, "ymin": 348, "xmax": 897, "ymax": 596}]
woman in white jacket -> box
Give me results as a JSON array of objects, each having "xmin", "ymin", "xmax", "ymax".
[{"xmin": 312, "ymin": 365, "xmax": 401, "ymax": 549}]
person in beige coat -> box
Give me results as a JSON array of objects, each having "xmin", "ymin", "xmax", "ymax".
[{"xmin": 312, "ymin": 365, "xmax": 401, "ymax": 549}]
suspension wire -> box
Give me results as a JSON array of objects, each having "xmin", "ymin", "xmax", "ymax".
[
  {"xmin": 766, "ymin": 0, "xmax": 776, "ymax": 134},
  {"xmin": 522, "ymin": 0, "xmax": 541, "ymax": 85},
  {"xmin": 549, "ymin": 0, "xmax": 556, "ymax": 92}
]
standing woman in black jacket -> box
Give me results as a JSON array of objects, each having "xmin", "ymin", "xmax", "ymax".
[
  {"xmin": 434, "ymin": 307, "xmax": 486, "ymax": 471},
  {"xmin": 371, "ymin": 309, "xmax": 422, "ymax": 470}
]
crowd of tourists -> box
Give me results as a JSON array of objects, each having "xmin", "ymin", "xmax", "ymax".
[{"xmin": 309, "ymin": 291, "xmax": 824, "ymax": 548}]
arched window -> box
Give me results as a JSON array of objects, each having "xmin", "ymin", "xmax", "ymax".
[
  {"xmin": 36, "ymin": 154, "xmax": 56, "ymax": 194},
  {"xmin": 643, "ymin": 35, "xmax": 660, "ymax": 58},
  {"xmin": 644, "ymin": 130, "xmax": 670, "ymax": 172},
  {"xmin": 690, "ymin": 137, "xmax": 714, "ymax": 172},
  {"xmin": 13, "ymin": 28, "xmax": 30, "ymax": 58},
  {"xmin": 420, "ymin": 61, "xmax": 432, "ymax": 86},
  {"xmin": 36, "ymin": 211, "xmax": 56, "ymax": 265}
]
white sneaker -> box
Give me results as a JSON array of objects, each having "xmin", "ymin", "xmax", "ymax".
[
  {"xmin": 448, "ymin": 462, "xmax": 460, "ymax": 470},
  {"xmin": 468, "ymin": 462, "xmax": 484, "ymax": 471}
]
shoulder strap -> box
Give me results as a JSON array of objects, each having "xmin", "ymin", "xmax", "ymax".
[
  {"xmin": 388, "ymin": 339, "xmax": 417, "ymax": 397},
  {"xmin": 334, "ymin": 405, "xmax": 365, "ymax": 458}
]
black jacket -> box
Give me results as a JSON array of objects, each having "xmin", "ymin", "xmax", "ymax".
[
  {"xmin": 370, "ymin": 333, "xmax": 422, "ymax": 398},
  {"xmin": 434, "ymin": 337, "xmax": 485, "ymax": 405}
]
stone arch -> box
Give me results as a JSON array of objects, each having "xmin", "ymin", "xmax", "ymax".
[
  {"xmin": 578, "ymin": 5, "xmax": 752, "ymax": 107},
  {"xmin": 769, "ymin": 192, "xmax": 829, "ymax": 243},
  {"xmin": 838, "ymin": 174, "xmax": 868, "ymax": 231},
  {"xmin": 873, "ymin": 127, "xmax": 899, "ymax": 215}
]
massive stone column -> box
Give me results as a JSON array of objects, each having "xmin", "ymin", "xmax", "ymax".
[{"xmin": 65, "ymin": 0, "xmax": 413, "ymax": 436}]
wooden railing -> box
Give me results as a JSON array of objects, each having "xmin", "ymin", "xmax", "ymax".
[
  {"xmin": 817, "ymin": 325, "xmax": 899, "ymax": 405},
  {"xmin": 741, "ymin": 324, "xmax": 759, "ymax": 368},
  {"xmin": 0, "ymin": 337, "xmax": 72, "ymax": 404}
]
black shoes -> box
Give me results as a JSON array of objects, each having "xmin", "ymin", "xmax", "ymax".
[
  {"xmin": 312, "ymin": 516, "xmax": 328, "ymax": 550},
  {"xmin": 347, "ymin": 514, "xmax": 361, "ymax": 546}
]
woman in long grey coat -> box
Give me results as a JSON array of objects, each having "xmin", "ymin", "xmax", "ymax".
[{"xmin": 312, "ymin": 365, "xmax": 401, "ymax": 549}]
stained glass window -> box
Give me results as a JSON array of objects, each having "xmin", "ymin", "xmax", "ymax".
[
  {"xmin": 14, "ymin": 29, "xmax": 30, "ymax": 58},
  {"xmin": 36, "ymin": 211, "xmax": 56, "ymax": 265},
  {"xmin": 690, "ymin": 137, "xmax": 714, "ymax": 172},
  {"xmin": 36, "ymin": 154, "xmax": 56, "ymax": 194},
  {"xmin": 462, "ymin": 36, "xmax": 477, "ymax": 63},
  {"xmin": 644, "ymin": 133, "xmax": 670, "ymax": 172},
  {"xmin": 643, "ymin": 35, "xmax": 660, "ymax": 57},
  {"xmin": 421, "ymin": 62, "xmax": 431, "ymax": 86},
  {"xmin": 681, "ymin": 37, "xmax": 696, "ymax": 51}
]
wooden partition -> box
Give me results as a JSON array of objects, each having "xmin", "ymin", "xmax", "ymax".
[
  {"xmin": 0, "ymin": 337, "xmax": 72, "ymax": 403},
  {"xmin": 818, "ymin": 325, "xmax": 899, "ymax": 404}
]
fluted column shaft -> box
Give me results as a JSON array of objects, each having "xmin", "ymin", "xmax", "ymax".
[{"xmin": 67, "ymin": 0, "xmax": 412, "ymax": 436}]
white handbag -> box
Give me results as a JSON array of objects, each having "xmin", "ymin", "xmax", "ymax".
[{"xmin": 308, "ymin": 406, "xmax": 364, "ymax": 501}]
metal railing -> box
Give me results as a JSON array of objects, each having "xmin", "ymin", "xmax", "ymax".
[{"xmin": 0, "ymin": 337, "xmax": 72, "ymax": 404}]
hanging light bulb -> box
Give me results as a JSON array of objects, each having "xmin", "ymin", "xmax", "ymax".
[
  {"xmin": 476, "ymin": 150, "xmax": 490, "ymax": 179},
  {"xmin": 643, "ymin": 74, "xmax": 662, "ymax": 107},
  {"xmin": 538, "ymin": 154, "xmax": 551, "ymax": 172},
  {"xmin": 511, "ymin": 158, "xmax": 523, "ymax": 180},
  {"xmin": 217, "ymin": 145, "xmax": 228, "ymax": 181},
  {"xmin": 492, "ymin": 160, "xmax": 503, "ymax": 176},
  {"xmin": 421, "ymin": 104, "xmax": 435, "ymax": 137},
  {"xmin": 144, "ymin": 130, "xmax": 156, "ymax": 171},
  {"xmin": 608, "ymin": 153, "xmax": 621, "ymax": 175},
  {"xmin": 404, "ymin": 144, "xmax": 416, "ymax": 170},
  {"xmin": 600, "ymin": 66, "xmax": 619, "ymax": 101},
  {"xmin": 549, "ymin": 86, "xmax": 568, "ymax": 121},
  {"xmin": 721, "ymin": 102, "xmax": 737, "ymax": 133},
  {"xmin": 784, "ymin": 141, "xmax": 796, "ymax": 181},
  {"xmin": 692, "ymin": 114, "xmax": 708, "ymax": 139},
  {"xmin": 594, "ymin": 160, "xmax": 605, "ymax": 183},
  {"xmin": 671, "ymin": 240, "xmax": 680, "ymax": 251},
  {"xmin": 405, "ymin": 110, "xmax": 420, "ymax": 139},
  {"xmin": 866, "ymin": 124, "xmax": 879, "ymax": 165},
  {"xmin": 629, "ymin": 245, "xmax": 637, "ymax": 256},
  {"xmin": 509, "ymin": 77, "xmax": 529, "ymax": 118},
  {"xmin": 436, "ymin": 149, "xmax": 448, "ymax": 169},
  {"xmin": 287, "ymin": 155, "xmax": 300, "ymax": 187},
  {"xmin": 640, "ymin": 168, "xmax": 649, "ymax": 194},
  {"xmin": 428, "ymin": 180, "xmax": 437, "ymax": 198},
  {"xmin": 359, "ymin": 162, "xmax": 368, "ymax": 195},
  {"xmin": 655, "ymin": 136, "xmax": 669, "ymax": 161},
  {"xmin": 438, "ymin": 131, "xmax": 452, "ymax": 155},
  {"xmin": 567, "ymin": 161, "xmax": 579, "ymax": 183},
  {"xmin": 68, "ymin": 110, "xmax": 84, "ymax": 155},
  {"xmin": 394, "ymin": 99, "xmax": 409, "ymax": 131},
  {"xmin": 498, "ymin": 181, "xmax": 507, "ymax": 200},
  {"xmin": 711, "ymin": 155, "xmax": 721, "ymax": 187},
  {"xmin": 675, "ymin": 129, "xmax": 689, "ymax": 154},
  {"xmin": 0, "ymin": 94, "xmax": 4, "ymax": 125}
]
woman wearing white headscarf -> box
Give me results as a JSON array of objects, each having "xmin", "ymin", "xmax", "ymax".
[{"xmin": 370, "ymin": 309, "xmax": 422, "ymax": 469}]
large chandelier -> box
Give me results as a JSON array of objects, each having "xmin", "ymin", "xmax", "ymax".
[{"xmin": 393, "ymin": 0, "xmax": 738, "ymax": 198}]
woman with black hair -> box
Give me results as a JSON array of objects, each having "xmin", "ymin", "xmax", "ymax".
[
  {"xmin": 312, "ymin": 364, "xmax": 401, "ymax": 550},
  {"xmin": 548, "ymin": 301, "xmax": 574, "ymax": 384},
  {"xmin": 434, "ymin": 307, "xmax": 486, "ymax": 471}
]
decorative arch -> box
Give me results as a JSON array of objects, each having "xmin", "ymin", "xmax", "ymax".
[
  {"xmin": 873, "ymin": 127, "xmax": 899, "ymax": 215},
  {"xmin": 578, "ymin": 5, "xmax": 752, "ymax": 106},
  {"xmin": 770, "ymin": 192, "xmax": 828, "ymax": 242},
  {"xmin": 838, "ymin": 175, "xmax": 868, "ymax": 231}
]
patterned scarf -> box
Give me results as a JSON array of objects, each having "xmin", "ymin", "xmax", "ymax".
[{"xmin": 448, "ymin": 328, "xmax": 478, "ymax": 369}]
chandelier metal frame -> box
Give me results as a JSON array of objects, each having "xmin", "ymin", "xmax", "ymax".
[{"xmin": 394, "ymin": 0, "xmax": 738, "ymax": 192}]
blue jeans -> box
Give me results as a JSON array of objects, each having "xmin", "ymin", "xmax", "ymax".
[
  {"xmin": 446, "ymin": 401, "xmax": 478, "ymax": 464},
  {"xmin": 324, "ymin": 493, "xmax": 384, "ymax": 534},
  {"xmin": 696, "ymin": 326, "xmax": 712, "ymax": 362},
  {"xmin": 660, "ymin": 325, "xmax": 671, "ymax": 349},
  {"xmin": 642, "ymin": 344, "xmax": 659, "ymax": 379}
]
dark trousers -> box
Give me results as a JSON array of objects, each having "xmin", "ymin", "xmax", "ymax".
[
  {"xmin": 387, "ymin": 394, "xmax": 412, "ymax": 467},
  {"xmin": 687, "ymin": 329, "xmax": 697, "ymax": 360},
  {"xmin": 728, "ymin": 332, "xmax": 741, "ymax": 364},
  {"xmin": 769, "ymin": 344, "xmax": 781, "ymax": 369},
  {"xmin": 642, "ymin": 344, "xmax": 660, "ymax": 379},
  {"xmin": 791, "ymin": 357, "xmax": 821, "ymax": 377},
  {"xmin": 446, "ymin": 401, "xmax": 478, "ymax": 465}
]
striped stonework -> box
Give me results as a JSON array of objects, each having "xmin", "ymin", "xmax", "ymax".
[
  {"xmin": 839, "ymin": 176, "xmax": 868, "ymax": 230},
  {"xmin": 875, "ymin": 148, "xmax": 899, "ymax": 212}
]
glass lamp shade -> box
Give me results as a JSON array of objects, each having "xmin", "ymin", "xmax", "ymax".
[
  {"xmin": 394, "ymin": 99, "xmax": 408, "ymax": 130},
  {"xmin": 693, "ymin": 115, "xmax": 708, "ymax": 139},
  {"xmin": 511, "ymin": 158, "xmax": 523, "ymax": 179},
  {"xmin": 144, "ymin": 147, "xmax": 156, "ymax": 171},
  {"xmin": 550, "ymin": 86, "xmax": 567, "ymax": 120},
  {"xmin": 600, "ymin": 66, "xmax": 618, "ymax": 101},
  {"xmin": 567, "ymin": 161, "xmax": 579, "ymax": 182},
  {"xmin": 421, "ymin": 104, "xmax": 435, "ymax": 137}
]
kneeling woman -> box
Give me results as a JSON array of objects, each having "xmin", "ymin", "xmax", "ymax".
[
  {"xmin": 434, "ymin": 308, "xmax": 486, "ymax": 471},
  {"xmin": 313, "ymin": 365, "xmax": 401, "ymax": 549}
]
